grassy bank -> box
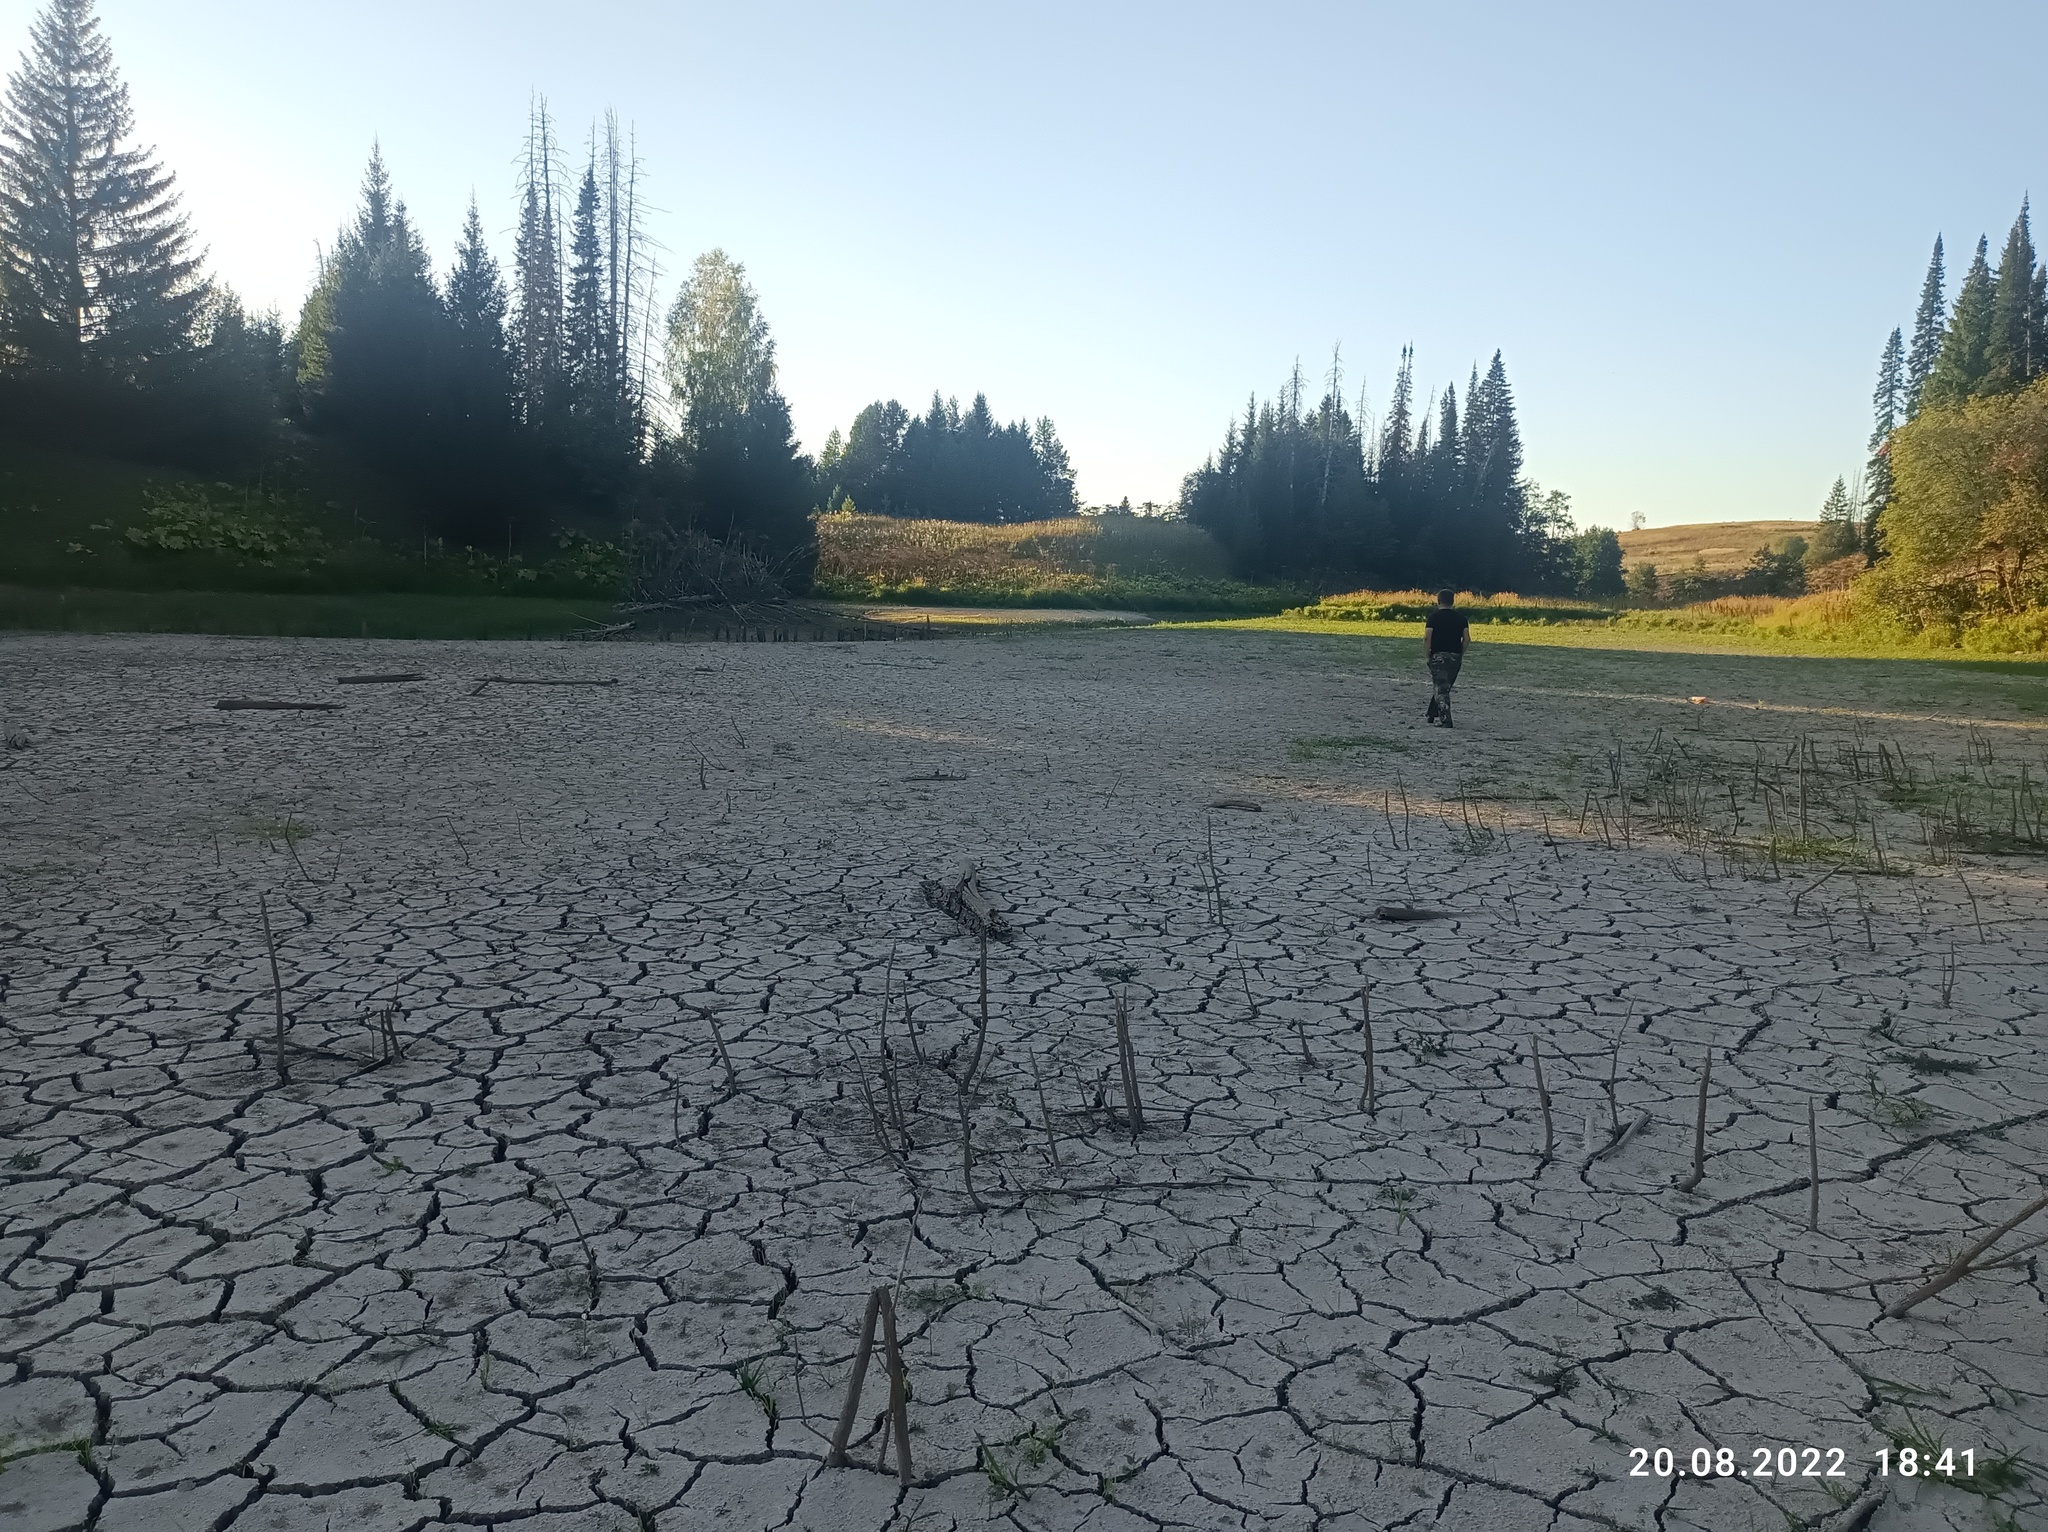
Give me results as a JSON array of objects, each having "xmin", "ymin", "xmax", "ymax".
[
  {"xmin": 0, "ymin": 585, "xmax": 619, "ymax": 640},
  {"xmin": 813, "ymin": 511, "xmax": 1298, "ymax": 612},
  {"xmin": 1241, "ymin": 586, "xmax": 2048, "ymax": 661}
]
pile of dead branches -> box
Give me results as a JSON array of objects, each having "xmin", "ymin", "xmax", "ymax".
[{"xmin": 624, "ymin": 522, "xmax": 793, "ymax": 610}]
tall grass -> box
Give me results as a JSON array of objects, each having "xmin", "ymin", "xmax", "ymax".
[
  {"xmin": 1293, "ymin": 589, "xmax": 1612, "ymax": 623},
  {"xmin": 812, "ymin": 512, "xmax": 1295, "ymax": 611}
]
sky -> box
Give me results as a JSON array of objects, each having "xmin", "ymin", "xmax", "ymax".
[{"xmin": 4, "ymin": 1, "xmax": 2045, "ymax": 528}]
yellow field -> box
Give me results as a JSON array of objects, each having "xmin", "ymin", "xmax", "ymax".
[{"xmin": 1616, "ymin": 520, "xmax": 1818, "ymax": 573}]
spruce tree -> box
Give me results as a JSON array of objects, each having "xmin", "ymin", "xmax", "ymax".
[
  {"xmin": 446, "ymin": 198, "xmax": 507, "ymax": 357},
  {"xmin": 1864, "ymin": 327, "xmax": 1902, "ymax": 535},
  {"xmin": 564, "ymin": 159, "xmax": 610, "ymax": 416},
  {"xmin": 0, "ymin": 0, "xmax": 204, "ymax": 373},
  {"xmin": 1904, "ymin": 237, "xmax": 1944, "ymax": 417},
  {"xmin": 1924, "ymin": 236, "xmax": 1996, "ymax": 408},
  {"xmin": 444, "ymin": 196, "xmax": 509, "ymax": 424},
  {"xmin": 293, "ymin": 146, "xmax": 445, "ymax": 439},
  {"xmin": 1983, "ymin": 199, "xmax": 2045, "ymax": 395},
  {"xmin": 1813, "ymin": 476, "xmax": 1859, "ymax": 563},
  {"xmin": 511, "ymin": 100, "xmax": 563, "ymax": 429},
  {"xmin": 1377, "ymin": 346, "xmax": 1413, "ymax": 478}
]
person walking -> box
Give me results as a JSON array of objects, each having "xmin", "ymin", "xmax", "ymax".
[{"xmin": 1423, "ymin": 588, "xmax": 1469, "ymax": 727}]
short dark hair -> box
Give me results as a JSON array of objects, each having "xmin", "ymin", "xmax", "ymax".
[{"xmin": 1437, "ymin": 588, "xmax": 1455, "ymax": 605}]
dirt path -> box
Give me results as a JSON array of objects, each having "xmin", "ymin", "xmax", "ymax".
[{"xmin": 1, "ymin": 629, "xmax": 2042, "ymax": 1532}]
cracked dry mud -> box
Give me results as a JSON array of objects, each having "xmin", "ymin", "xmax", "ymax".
[{"xmin": 2, "ymin": 628, "xmax": 2044, "ymax": 1532}]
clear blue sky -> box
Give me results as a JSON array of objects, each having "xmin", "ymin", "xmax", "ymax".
[{"xmin": 5, "ymin": 1, "xmax": 2045, "ymax": 526}]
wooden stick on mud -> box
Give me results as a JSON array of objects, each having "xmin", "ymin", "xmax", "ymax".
[
  {"xmin": 1358, "ymin": 985, "xmax": 1376, "ymax": 1114},
  {"xmin": 1884, "ymin": 1192, "xmax": 2048, "ymax": 1320},
  {"xmin": 1114, "ymin": 990, "xmax": 1143, "ymax": 1138},
  {"xmin": 957, "ymin": 1080, "xmax": 983, "ymax": 1213},
  {"xmin": 1606, "ymin": 1027, "xmax": 1623, "ymax": 1137},
  {"xmin": 696, "ymin": 1006, "xmax": 737, "ymax": 1088},
  {"xmin": 1674, "ymin": 1047, "xmax": 1712, "ymax": 1192},
  {"xmin": 1532, "ymin": 1037, "xmax": 1553, "ymax": 1162},
  {"xmin": 1030, "ymin": 1044, "xmax": 1061, "ymax": 1168},
  {"xmin": 827, "ymin": 1288, "xmax": 885, "ymax": 1466},
  {"xmin": 259, "ymin": 893, "xmax": 289, "ymax": 1086},
  {"xmin": 879, "ymin": 1289, "xmax": 912, "ymax": 1484}
]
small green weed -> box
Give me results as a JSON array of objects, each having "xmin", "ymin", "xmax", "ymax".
[{"xmin": 735, "ymin": 1360, "xmax": 779, "ymax": 1429}]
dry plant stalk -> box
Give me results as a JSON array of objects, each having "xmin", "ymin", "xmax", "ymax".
[
  {"xmin": 826, "ymin": 1285, "xmax": 915, "ymax": 1482},
  {"xmin": 1030, "ymin": 1044, "xmax": 1061, "ymax": 1168},
  {"xmin": 1884, "ymin": 1191, "xmax": 2048, "ymax": 1319},
  {"xmin": 956, "ymin": 1079, "xmax": 983, "ymax": 1213},
  {"xmin": 879, "ymin": 1286, "xmax": 912, "ymax": 1483},
  {"xmin": 827, "ymin": 1288, "xmax": 884, "ymax": 1467},
  {"xmin": 1357, "ymin": 985, "xmax": 1376, "ymax": 1114},
  {"xmin": 1113, "ymin": 990, "xmax": 1143, "ymax": 1138},
  {"xmin": 259, "ymin": 892, "xmax": 290, "ymax": 1086},
  {"xmin": 1531, "ymin": 1037, "xmax": 1552, "ymax": 1162},
  {"xmin": 1606, "ymin": 1029, "xmax": 1622, "ymax": 1136},
  {"xmin": 1674, "ymin": 1047, "xmax": 1712, "ymax": 1192},
  {"xmin": 696, "ymin": 1005, "xmax": 738, "ymax": 1088}
]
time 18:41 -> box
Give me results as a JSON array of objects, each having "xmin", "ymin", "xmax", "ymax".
[{"xmin": 1877, "ymin": 1448, "xmax": 1973, "ymax": 1478}]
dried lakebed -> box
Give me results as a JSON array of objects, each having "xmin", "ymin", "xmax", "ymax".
[{"xmin": 1, "ymin": 629, "xmax": 2044, "ymax": 1532}]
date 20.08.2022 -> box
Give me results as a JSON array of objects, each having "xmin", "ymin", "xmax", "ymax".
[{"xmin": 1628, "ymin": 1446, "xmax": 1984, "ymax": 1480}]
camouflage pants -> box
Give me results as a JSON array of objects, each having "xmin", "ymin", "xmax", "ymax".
[{"xmin": 1427, "ymin": 651, "xmax": 1462, "ymax": 721}]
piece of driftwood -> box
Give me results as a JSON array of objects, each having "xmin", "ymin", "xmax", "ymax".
[
  {"xmin": 1884, "ymin": 1192, "xmax": 2048, "ymax": 1320},
  {"xmin": 470, "ymin": 676, "xmax": 620, "ymax": 695},
  {"xmin": 920, "ymin": 861, "xmax": 1011, "ymax": 939},
  {"xmin": 1582, "ymin": 1109, "xmax": 1652, "ymax": 1168},
  {"xmin": 217, "ymin": 699, "xmax": 343, "ymax": 712},
  {"xmin": 1208, "ymin": 797, "xmax": 1263, "ymax": 811},
  {"xmin": 335, "ymin": 673, "xmax": 426, "ymax": 684},
  {"xmin": 568, "ymin": 621, "xmax": 635, "ymax": 641},
  {"xmin": 1374, "ymin": 905, "xmax": 1454, "ymax": 922}
]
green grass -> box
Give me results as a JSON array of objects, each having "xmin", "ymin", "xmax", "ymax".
[
  {"xmin": 0, "ymin": 584, "xmax": 619, "ymax": 639},
  {"xmin": 1176, "ymin": 611, "xmax": 2048, "ymax": 665}
]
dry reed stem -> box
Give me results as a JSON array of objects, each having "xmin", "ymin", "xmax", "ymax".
[
  {"xmin": 1030, "ymin": 1044, "xmax": 1061, "ymax": 1168},
  {"xmin": 1532, "ymin": 1038, "xmax": 1552, "ymax": 1162},
  {"xmin": 1358, "ymin": 986, "xmax": 1375, "ymax": 1114},
  {"xmin": 1114, "ymin": 990, "xmax": 1143, "ymax": 1138},
  {"xmin": 1674, "ymin": 1047, "xmax": 1712, "ymax": 1192},
  {"xmin": 259, "ymin": 892, "xmax": 289, "ymax": 1087},
  {"xmin": 827, "ymin": 1288, "xmax": 885, "ymax": 1467}
]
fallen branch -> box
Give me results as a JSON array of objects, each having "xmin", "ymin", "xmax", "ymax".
[
  {"xmin": 335, "ymin": 673, "xmax": 425, "ymax": 684},
  {"xmin": 1884, "ymin": 1191, "xmax": 2048, "ymax": 1319},
  {"xmin": 1532, "ymin": 1037, "xmax": 1553, "ymax": 1162},
  {"xmin": 1790, "ymin": 865, "xmax": 1842, "ymax": 917},
  {"xmin": 1582, "ymin": 1109, "xmax": 1652, "ymax": 1168},
  {"xmin": 1207, "ymin": 797, "xmax": 1262, "ymax": 812},
  {"xmin": 919, "ymin": 860, "xmax": 1011, "ymax": 940},
  {"xmin": 469, "ymin": 676, "xmax": 619, "ymax": 695}
]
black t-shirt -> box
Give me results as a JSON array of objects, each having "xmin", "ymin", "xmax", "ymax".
[{"xmin": 1424, "ymin": 607, "xmax": 1469, "ymax": 654}]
